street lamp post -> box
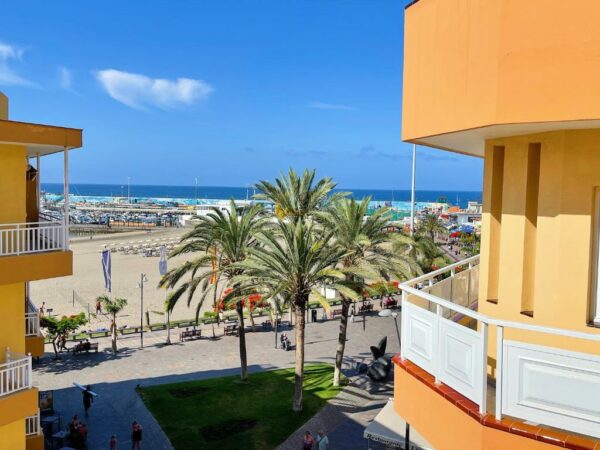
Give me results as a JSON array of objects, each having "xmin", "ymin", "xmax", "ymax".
[
  {"xmin": 378, "ymin": 308, "xmax": 401, "ymax": 350},
  {"xmin": 138, "ymin": 273, "xmax": 148, "ymax": 348}
]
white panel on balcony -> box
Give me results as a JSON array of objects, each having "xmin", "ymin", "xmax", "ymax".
[
  {"xmin": 438, "ymin": 318, "xmax": 483, "ymax": 405},
  {"xmin": 402, "ymin": 301, "xmax": 437, "ymax": 374},
  {"xmin": 502, "ymin": 340, "xmax": 600, "ymax": 438},
  {"xmin": 469, "ymin": 265, "xmax": 479, "ymax": 304}
]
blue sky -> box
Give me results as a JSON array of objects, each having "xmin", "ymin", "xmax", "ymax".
[{"xmin": 0, "ymin": 0, "xmax": 482, "ymax": 191}]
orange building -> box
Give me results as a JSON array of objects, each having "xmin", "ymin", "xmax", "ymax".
[
  {"xmin": 0, "ymin": 92, "xmax": 82, "ymax": 449},
  {"xmin": 376, "ymin": 1, "xmax": 600, "ymax": 449}
]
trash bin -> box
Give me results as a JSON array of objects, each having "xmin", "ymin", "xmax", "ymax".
[{"xmin": 311, "ymin": 309, "xmax": 318, "ymax": 323}]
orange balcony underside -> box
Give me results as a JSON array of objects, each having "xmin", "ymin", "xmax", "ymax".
[
  {"xmin": 26, "ymin": 433, "xmax": 44, "ymax": 450},
  {"xmin": 25, "ymin": 335, "xmax": 45, "ymax": 358},
  {"xmin": 0, "ymin": 251, "xmax": 72, "ymax": 284},
  {"xmin": 393, "ymin": 357, "xmax": 600, "ymax": 450},
  {"xmin": 0, "ymin": 388, "xmax": 38, "ymax": 428},
  {"xmin": 402, "ymin": 0, "xmax": 600, "ymax": 155}
]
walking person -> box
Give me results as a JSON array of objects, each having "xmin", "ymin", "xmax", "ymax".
[
  {"xmin": 96, "ymin": 298, "xmax": 102, "ymax": 315},
  {"xmin": 109, "ymin": 434, "xmax": 117, "ymax": 450},
  {"xmin": 82, "ymin": 385, "xmax": 94, "ymax": 416},
  {"xmin": 131, "ymin": 421, "xmax": 143, "ymax": 450},
  {"xmin": 316, "ymin": 431, "xmax": 329, "ymax": 450},
  {"xmin": 303, "ymin": 430, "xmax": 314, "ymax": 450}
]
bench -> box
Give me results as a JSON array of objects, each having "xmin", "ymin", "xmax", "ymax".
[
  {"xmin": 73, "ymin": 342, "xmax": 99, "ymax": 355},
  {"xmin": 224, "ymin": 324, "xmax": 238, "ymax": 336},
  {"xmin": 179, "ymin": 329, "xmax": 202, "ymax": 341},
  {"xmin": 359, "ymin": 304, "xmax": 374, "ymax": 314},
  {"xmin": 331, "ymin": 309, "xmax": 343, "ymax": 319}
]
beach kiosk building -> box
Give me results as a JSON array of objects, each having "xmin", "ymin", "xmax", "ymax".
[
  {"xmin": 0, "ymin": 91, "xmax": 81, "ymax": 449},
  {"xmin": 371, "ymin": 1, "xmax": 600, "ymax": 449}
]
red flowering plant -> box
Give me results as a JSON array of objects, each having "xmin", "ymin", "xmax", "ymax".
[{"xmin": 214, "ymin": 288, "xmax": 266, "ymax": 312}]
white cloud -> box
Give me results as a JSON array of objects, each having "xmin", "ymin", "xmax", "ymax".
[
  {"xmin": 58, "ymin": 66, "xmax": 72, "ymax": 90},
  {"xmin": 308, "ymin": 101, "xmax": 355, "ymax": 111},
  {"xmin": 0, "ymin": 41, "xmax": 37, "ymax": 87},
  {"xmin": 95, "ymin": 69, "xmax": 213, "ymax": 110}
]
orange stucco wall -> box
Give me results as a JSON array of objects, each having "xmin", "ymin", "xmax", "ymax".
[
  {"xmin": 394, "ymin": 367, "xmax": 559, "ymax": 450},
  {"xmin": 478, "ymin": 130, "xmax": 600, "ymax": 359},
  {"xmin": 402, "ymin": 0, "xmax": 600, "ymax": 142}
]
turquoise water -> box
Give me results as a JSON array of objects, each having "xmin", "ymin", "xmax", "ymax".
[{"xmin": 42, "ymin": 183, "xmax": 481, "ymax": 211}]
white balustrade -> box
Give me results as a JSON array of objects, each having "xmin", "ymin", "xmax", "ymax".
[
  {"xmin": 0, "ymin": 350, "xmax": 32, "ymax": 397},
  {"xmin": 0, "ymin": 221, "xmax": 66, "ymax": 256},
  {"xmin": 400, "ymin": 254, "xmax": 600, "ymax": 439},
  {"xmin": 25, "ymin": 312, "xmax": 40, "ymax": 337},
  {"xmin": 25, "ymin": 411, "xmax": 41, "ymax": 437}
]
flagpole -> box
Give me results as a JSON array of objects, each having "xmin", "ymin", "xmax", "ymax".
[{"xmin": 410, "ymin": 144, "xmax": 417, "ymax": 236}]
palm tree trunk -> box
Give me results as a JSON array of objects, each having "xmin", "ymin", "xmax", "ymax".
[
  {"xmin": 248, "ymin": 309, "xmax": 256, "ymax": 332},
  {"xmin": 293, "ymin": 298, "xmax": 306, "ymax": 412},
  {"xmin": 111, "ymin": 314, "xmax": 117, "ymax": 353},
  {"xmin": 236, "ymin": 302, "xmax": 248, "ymax": 382},
  {"xmin": 166, "ymin": 310, "xmax": 171, "ymax": 345},
  {"xmin": 333, "ymin": 298, "xmax": 350, "ymax": 386}
]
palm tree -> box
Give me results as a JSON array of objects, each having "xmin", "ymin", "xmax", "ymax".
[
  {"xmin": 419, "ymin": 214, "xmax": 446, "ymax": 241},
  {"xmin": 255, "ymin": 168, "xmax": 344, "ymax": 223},
  {"xmin": 234, "ymin": 218, "xmax": 348, "ymax": 411},
  {"xmin": 159, "ymin": 200, "xmax": 265, "ymax": 382},
  {"xmin": 321, "ymin": 198, "xmax": 421, "ymax": 386},
  {"xmin": 97, "ymin": 295, "xmax": 128, "ymax": 353},
  {"xmin": 393, "ymin": 231, "xmax": 441, "ymax": 272}
]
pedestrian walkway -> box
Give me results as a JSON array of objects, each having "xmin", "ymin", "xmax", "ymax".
[{"xmin": 35, "ymin": 312, "xmax": 401, "ymax": 450}]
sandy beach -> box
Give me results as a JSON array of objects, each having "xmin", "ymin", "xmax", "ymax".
[{"xmin": 29, "ymin": 227, "xmax": 218, "ymax": 330}]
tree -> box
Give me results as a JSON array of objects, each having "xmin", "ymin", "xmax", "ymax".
[
  {"xmin": 41, "ymin": 313, "xmax": 87, "ymax": 359},
  {"xmin": 419, "ymin": 214, "xmax": 446, "ymax": 241},
  {"xmin": 393, "ymin": 231, "xmax": 441, "ymax": 272},
  {"xmin": 255, "ymin": 168, "xmax": 344, "ymax": 224},
  {"xmin": 235, "ymin": 169, "xmax": 348, "ymax": 411},
  {"xmin": 321, "ymin": 198, "xmax": 421, "ymax": 386},
  {"xmin": 97, "ymin": 295, "xmax": 128, "ymax": 353},
  {"xmin": 159, "ymin": 200, "xmax": 266, "ymax": 382},
  {"xmin": 235, "ymin": 218, "xmax": 347, "ymax": 411}
]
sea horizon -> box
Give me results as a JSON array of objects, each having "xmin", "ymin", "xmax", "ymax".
[{"xmin": 42, "ymin": 182, "xmax": 482, "ymax": 208}]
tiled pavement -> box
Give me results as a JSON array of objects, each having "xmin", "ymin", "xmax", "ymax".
[{"xmin": 35, "ymin": 312, "xmax": 400, "ymax": 450}]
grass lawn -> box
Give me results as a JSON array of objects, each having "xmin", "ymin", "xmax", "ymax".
[{"xmin": 138, "ymin": 364, "xmax": 343, "ymax": 450}]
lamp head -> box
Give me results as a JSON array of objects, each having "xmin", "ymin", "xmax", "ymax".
[{"xmin": 378, "ymin": 309, "xmax": 392, "ymax": 317}]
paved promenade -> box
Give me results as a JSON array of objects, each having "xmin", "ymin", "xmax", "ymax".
[{"xmin": 35, "ymin": 312, "xmax": 400, "ymax": 450}]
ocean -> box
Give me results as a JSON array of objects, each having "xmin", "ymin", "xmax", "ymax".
[{"xmin": 41, "ymin": 183, "xmax": 482, "ymax": 209}]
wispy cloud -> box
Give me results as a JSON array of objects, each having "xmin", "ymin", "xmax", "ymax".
[
  {"xmin": 308, "ymin": 101, "xmax": 355, "ymax": 111},
  {"xmin": 0, "ymin": 41, "xmax": 37, "ymax": 87},
  {"xmin": 95, "ymin": 69, "xmax": 214, "ymax": 110},
  {"xmin": 57, "ymin": 66, "xmax": 72, "ymax": 90}
]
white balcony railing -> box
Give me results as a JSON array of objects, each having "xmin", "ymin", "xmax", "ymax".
[
  {"xmin": 400, "ymin": 255, "xmax": 600, "ymax": 440},
  {"xmin": 25, "ymin": 298, "xmax": 40, "ymax": 337},
  {"xmin": 25, "ymin": 313, "xmax": 40, "ymax": 337},
  {"xmin": 0, "ymin": 349, "xmax": 32, "ymax": 397},
  {"xmin": 25, "ymin": 411, "xmax": 41, "ymax": 437},
  {"xmin": 0, "ymin": 221, "xmax": 66, "ymax": 257}
]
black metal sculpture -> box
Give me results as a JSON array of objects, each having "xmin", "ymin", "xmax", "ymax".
[{"xmin": 367, "ymin": 336, "xmax": 392, "ymax": 381}]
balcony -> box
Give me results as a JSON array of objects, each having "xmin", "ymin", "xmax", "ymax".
[
  {"xmin": 25, "ymin": 410, "xmax": 44, "ymax": 450},
  {"xmin": 0, "ymin": 221, "xmax": 66, "ymax": 257},
  {"xmin": 25, "ymin": 299, "xmax": 44, "ymax": 358},
  {"xmin": 0, "ymin": 349, "xmax": 32, "ymax": 398},
  {"xmin": 396, "ymin": 256, "xmax": 600, "ymax": 449}
]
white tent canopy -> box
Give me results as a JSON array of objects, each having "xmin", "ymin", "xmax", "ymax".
[{"xmin": 364, "ymin": 400, "xmax": 434, "ymax": 449}]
